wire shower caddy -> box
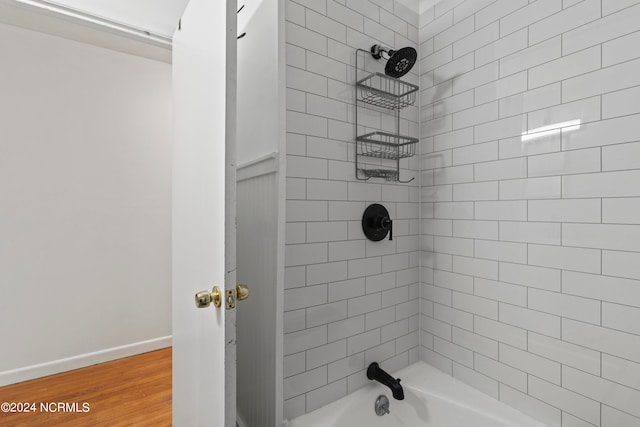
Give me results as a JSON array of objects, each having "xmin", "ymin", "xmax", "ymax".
[{"xmin": 355, "ymin": 48, "xmax": 418, "ymax": 182}]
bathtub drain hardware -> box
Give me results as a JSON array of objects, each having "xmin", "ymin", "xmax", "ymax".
[{"xmin": 374, "ymin": 395, "xmax": 390, "ymax": 416}]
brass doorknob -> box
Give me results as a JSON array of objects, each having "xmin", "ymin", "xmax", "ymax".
[
  {"xmin": 236, "ymin": 284, "xmax": 249, "ymax": 301},
  {"xmin": 195, "ymin": 286, "xmax": 221, "ymax": 308}
]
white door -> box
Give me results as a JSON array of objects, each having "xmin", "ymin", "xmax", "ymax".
[{"xmin": 172, "ymin": 0, "xmax": 237, "ymax": 426}]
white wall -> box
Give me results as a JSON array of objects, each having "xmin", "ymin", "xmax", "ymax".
[
  {"xmin": 419, "ymin": 1, "xmax": 640, "ymax": 426},
  {"xmin": 0, "ymin": 22, "xmax": 172, "ymax": 384},
  {"xmin": 237, "ymin": 0, "xmax": 282, "ymax": 165},
  {"xmin": 283, "ymin": 0, "xmax": 421, "ymax": 419}
]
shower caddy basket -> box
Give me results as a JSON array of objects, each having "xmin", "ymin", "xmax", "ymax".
[{"xmin": 355, "ymin": 48, "xmax": 419, "ymax": 182}]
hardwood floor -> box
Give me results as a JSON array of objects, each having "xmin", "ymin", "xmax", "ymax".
[{"xmin": 0, "ymin": 348, "xmax": 171, "ymax": 426}]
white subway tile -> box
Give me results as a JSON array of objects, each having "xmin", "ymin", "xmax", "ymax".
[
  {"xmin": 287, "ymin": 111, "xmax": 328, "ymax": 137},
  {"xmin": 474, "ymin": 278, "xmax": 527, "ymax": 307},
  {"xmin": 500, "ymin": 261, "xmax": 560, "ymax": 291},
  {"xmin": 500, "ymin": 221, "xmax": 560, "ymax": 245},
  {"xmin": 453, "ymin": 291, "xmax": 498, "ymax": 319},
  {"xmin": 420, "ymin": 47, "xmax": 454, "ymax": 76},
  {"xmin": 307, "ymin": 261, "xmax": 348, "ymax": 286},
  {"xmin": 529, "ymin": 0, "xmax": 600, "ymax": 45},
  {"xmin": 285, "ymin": 325, "xmax": 327, "ymax": 356},
  {"xmin": 452, "ymin": 101, "xmax": 498, "ymax": 130},
  {"xmin": 453, "ymin": 21, "xmax": 499, "ymax": 59},
  {"xmin": 306, "ymin": 378, "xmax": 347, "ymax": 413},
  {"xmin": 527, "ymin": 97, "xmax": 601, "ymax": 132},
  {"xmin": 500, "ymin": 343, "xmax": 561, "ymax": 384},
  {"xmin": 285, "ymin": 284, "xmax": 328, "ymax": 311},
  {"xmin": 306, "ymin": 221, "xmax": 346, "ymax": 243},
  {"xmin": 284, "ymin": 352, "xmax": 306, "ymax": 378},
  {"xmin": 307, "ymin": 340, "xmax": 347, "ymax": 370},
  {"xmin": 564, "ymin": 366, "xmax": 640, "ymax": 419},
  {"xmin": 434, "ymin": 15, "xmax": 474, "ymax": 51},
  {"xmin": 563, "ymin": 271, "xmax": 640, "ymax": 307},
  {"xmin": 528, "ymin": 376, "xmax": 600, "ymax": 426},
  {"xmin": 474, "ymin": 316, "xmax": 527, "ymax": 349},
  {"xmin": 564, "ymin": 114, "xmax": 640, "ymax": 152},
  {"xmin": 564, "ymin": 223, "xmax": 640, "ymax": 252},
  {"xmin": 475, "ymin": 115, "xmax": 528, "ymax": 143},
  {"xmin": 363, "ymin": 18, "xmax": 395, "ymax": 47},
  {"xmin": 602, "ymin": 27, "xmax": 640, "ymax": 66},
  {"xmin": 528, "ymin": 332, "xmax": 601, "ymax": 375},
  {"xmin": 529, "ymin": 289, "xmax": 601, "ymax": 324},
  {"xmin": 563, "ymin": 318, "xmax": 640, "ymax": 361},
  {"xmin": 329, "ymin": 201, "xmax": 365, "ymax": 221},
  {"xmin": 453, "ymin": 363, "xmax": 499, "ymax": 398},
  {"xmin": 348, "ymin": 293, "xmax": 381, "ymax": 316},
  {"xmin": 423, "ymin": 218, "xmax": 453, "ymax": 236},
  {"xmin": 285, "ymin": 266, "xmax": 306, "ymax": 290},
  {"xmin": 499, "ymin": 303, "xmax": 561, "ymax": 338},
  {"xmin": 603, "ymin": 141, "xmax": 640, "ymax": 172},
  {"xmin": 453, "ymin": 255, "xmax": 499, "ymax": 280},
  {"xmin": 285, "ymin": 0, "xmax": 305, "ymax": 25},
  {"xmin": 499, "ymin": 384, "xmax": 562, "ymax": 427},
  {"xmin": 475, "ymin": 29, "xmax": 528, "ymax": 69},
  {"xmin": 499, "ymin": 176, "xmax": 561, "ymax": 200},
  {"xmin": 434, "ymin": 269, "xmax": 473, "ymax": 293},
  {"xmin": 285, "ymin": 242, "xmax": 328, "ymax": 267},
  {"xmin": 451, "ymin": 0, "xmax": 495, "ymax": 23},
  {"xmin": 286, "ymin": 222, "xmax": 306, "ymax": 244},
  {"xmin": 434, "ymin": 90, "xmax": 475, "ymax": 119},
  {"xmin": 563, "ymin": 58, "xmax": 640, "ymax": 103},
  {"xmin": 500, "ymin": 0, "xmax": 562, "ymax": 36},
  {"xmin": 603, "ymin": 302, "xmax": 640, "ymax": 336},
  {"xmin": 347, "ymin": 329, "xmax": 380, "ymax": 355},
  {"xmin": 328, "ymin": 278, "xmax": 365, "ymax": 302},
  {"xmin": 528, "ymin": 198, "xmax": 601, "ymax": 223},
  {"xmin": 453, "ymin": 220, "xmax": 498, "ymax": 240},
  {"xmin": 421, "ymin": 348, "xmax": 453, "ymax": 374},
  {"xmin": 564, "ymin": 4, "xmax": 640, "ymax": 54},
  {"xmin": 563, "ymin": 170, "xmax": 640, "ymax": 198},
  {"xmin": 329, "ymin": 240, "xmax": 365, "ymax": 261},
  {"xmin": 603, "ymin": 198, "xmax": 640, "ymax": 224},
  {"xmin": 499, "ymin": 133, "xmax": 561, "ymax": 159},
  {"xmin": 475, "ymin": 70, "xmax": 527, "ymax": 106},
  {"xmin": 434, "ymin": 336, "xmax": 474, "ymax": 367},
  {"xmin": 287, "ymin": 133, "xmax": 307, "ymax": 156},
  {"xmin": 284, "ymin": 366, "xmax": 327, "ymax": 400},
  {"xmin": 347, "ymin": 181, "xmax": 381, "ymax": 201},
  {"xmin": 434, "ymin": 201, "xmax": 474, "ymax": 219},
  {"xmin": 528, "ymin": 148, "xmax": 600, "ymax": 178},
  {"xmin": 603, "ymin": 86, "xmax": 640, "ymax": 120},
  {"xmin": 287, "ymin": 155, "xmax": 328, "ymax": 179},
  {"xmin": 453, "ymin": 326, "xmax": 499, "ymax": 359},
  {"xmin": 434, "ymin": 236, "xmax": 473, "ymax": 256},
  {"xmin": 475, "ymin": 157, "xmax": 528, "ymax": 182},
  {"xmin": 499, "ymin": 37, "xmax": 561, "ymax": 78},
  {"xmin": 528, "ymin": 45, "xmax": 601, "ymax": 89},
  {"xmin": 474, "ymin": 201, "xmax": 526, "ymax": 221},
  {"xmin": 475, "ymin": 0, "xmax": 528, "ymax": 29},
  {"xmin": 286, "ymin": 21, "xmax": 328, "ymax": 55},
  {"xmin": 328, "ymin": 315, "xmax": 365, "ymax": 341},
  {"xmin": 365, "ymin": 271, "xmax": 396, "ymax": 294},
  {"xmin": 307, "ymin": 9, "xmax": 347, "ymax": 43},
  {"xmin": 364, "ymin": 341, "xmax": 395, "ymax": 365},
  {"xmin": 529, "ymin": 244, "xmax": 600, "ymax": 274},
  {"xmin": 422, "ymin": 315, "xmax": 453, "ymax": 341},
  {"xmin": 328, "ymin": 0, "xmax": 364, "ymax": 32},
  {"xmin": 434, "ymin": 52, "xmax": 475, "ymax": 84},
  {"xmin": 327, "ymin": 353, "xmax": 364, "ymax": 383},
  {"xmin": 454, "ymin": 62, "xmax": 500, "ymax": 96},
  {"xmin": 434, "ymin": 164, "xmax": 474, "ymax": 185},
  {"xmin": 452, "ymin": 141, "xmax": 498, "ymax": 166},
  {"xmin": 307, "ymin": 94, "xmax": 347, "ymax": 122},
  {"xmin": 475, "ymin": 239, "xmax": 527, "ymax": 264},
  {"xmin": 475, "ymin": 354, "xmax": 527, "ymax": 392},
  {"xmin": 453, "ymin": 181, "xmax": 499, "ymax": 201},
  {"xmin": 284, "ymin": 309, "xmax": 307, "ymax": 334},
  {"xmin": 602, "ymin": 353, "xmax": 640, "ymax": 391},
  {"xmin": 602, "ymin": 405, "xmax": 640, "ymax": 427},
  {"xmin": 499, "ymin": 83, "xmax": 561, "ymax": 119}
]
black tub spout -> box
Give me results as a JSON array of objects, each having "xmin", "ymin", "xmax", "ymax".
[{"xmin": 367, "ymin": 362, "xmax": 404, "ymax": 400}]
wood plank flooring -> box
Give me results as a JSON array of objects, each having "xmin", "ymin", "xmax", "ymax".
[{"xmin": 0, "ymin": 348, "xmax": 171, "ymax": 426}]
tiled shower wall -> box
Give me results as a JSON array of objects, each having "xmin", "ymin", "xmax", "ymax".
[
  {"xmin": 419, "ymin": 1, "xmax": 640, "ymax": 426},
  {"xmin": 283, "ymin": 0, "xmax": 421, "ymax": 419}
]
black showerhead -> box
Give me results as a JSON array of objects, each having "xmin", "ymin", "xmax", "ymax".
[{"xmin": 370, "ymin": 44, "xmax": 417, "ymax": 78}]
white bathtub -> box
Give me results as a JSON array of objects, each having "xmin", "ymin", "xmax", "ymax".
[{"xmin": 288, "ymin": 361, "xmax": 546, "ymax": 427}]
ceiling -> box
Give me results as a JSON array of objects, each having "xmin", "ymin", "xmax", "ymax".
[{"xmin": 46, "ymin": 0, "xmax": 190, "ymax": 38}]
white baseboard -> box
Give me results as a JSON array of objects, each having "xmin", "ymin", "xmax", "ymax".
[{"xmin": 0, "ymin": 335, "xmax": 172, "ymax": 386}]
